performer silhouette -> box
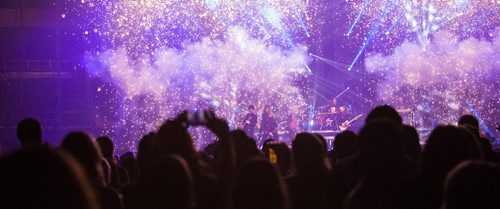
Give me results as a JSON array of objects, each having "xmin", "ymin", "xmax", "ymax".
[{"xmin": 242, "ymin": 105, "xmax": 258, "ymax": 138}]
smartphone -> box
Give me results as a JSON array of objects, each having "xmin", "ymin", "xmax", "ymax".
[
  {"xmin": 187, "ymin": 110, "xmax": 206, "ymax": 125},
  {"xmin": 186, "ymin": 110, "xmax": 215, "ymax": 126}
]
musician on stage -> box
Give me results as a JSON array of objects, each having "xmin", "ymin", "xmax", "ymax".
[
  {"xmin": 259, "ymin": 105, "xmax": 278, "ymax": 142},
  {"xmin": 322, "ymin": 98, "xmax": 340, "ymax": 129},
  {"xmin": 323, "ymin": 98, "xmax": 350, "ymax": 130},
  {"xmin": 329, "ymin": 98, "xmax": 339, "ymax": 114},
  {"xmin": 242, "ymin": 105, "xmax": 258, "ymax": 138}
]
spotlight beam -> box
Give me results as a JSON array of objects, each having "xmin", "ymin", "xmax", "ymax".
[
  {"xmin": 309, "ymin": 53, "xmax": 348, "ymax": 70},
  {"xmin": 297, "ymin": 12, "xmax": 311, "ymax": 37},
  {"xmin": 291, "ymin": 0, "xmax": 311, "ymax": 37},
  {"xmin": 385, "ymin": 10, "xmax": 404, "ymax": 35},
  {"xmin": 346, "ymin": 0, "xmax": 371, "ymax": 37},
  {"xmin": 307, "ymin": 88, "xmax": 331, "ymax": 102},
  {"xmin": 348, "ymin": 0, "xmax": 398, "ymax": 71},
  {"xmin": 466, "ymin": 100, "xmax": 496, "ymax": 140}
]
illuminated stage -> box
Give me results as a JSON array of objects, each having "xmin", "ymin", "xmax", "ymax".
[{"xmin": 0, "ymin": 0, "xmax": 498, "ymax": 152}]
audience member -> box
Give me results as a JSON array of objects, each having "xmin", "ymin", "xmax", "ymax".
[
  {"xmin": 313, "ymin": 133, "xmax": 328, "ymax": 153},
  {"xmin": 124, "ymin": 154, "xmax": 195, "ymax": 209},
  {"xmin": 401, "ymin": 124, "xmax": 422, "ymax": 162},
  {"xmin": 287, "ymin": 133, "xmax": 330, "ymax": 209},
  {"xmin": 365, "ymin": 105, "xmax": 403, "ymax": 125},
  {"xmin": 16, "ymin": 118, "xmax": 45, "ymax": 150},
  {"xmin": 96, "ymin": 136, "xmax": 124, "ymax": 188},
  {"xmin": 442, "ymin": 160, "xmax": 500, "ymax": 209},
  {"xmin": 120, "ymin": 152, "xmax": 139, "ymax": 183},
  {"xmin": 458, "ymin": 115, "xmax": 497, "ymax": 162},
  {"xmin": 61, "ymin": 131, "xmax": 124, "ymax": 209},
  {"xmin": 154, "ymin": 119, "xmax": 217, "ymax": 209},
  {"xmin": 0, "ymin": 148, "xmax": 99, "ymax": 209},
  {"xmin": 413, "ymin": 125, "xmax": 482, "ymax": 209},
  {"xmin": 4, "ymin": 109, "xmax": 500, "ymax": 209},
  {"xmin": 329, "ymin": 130, "xmax": 358, "ymax": 166},
  {"xmin": 231, "ymin": 157, "xmax": 290, "ymax": 209},
  {"xmin": 328, "ymin": 119, "xmax": 418, "ymax": 209},
  {"xmin": 263, "ymin": 141, "xmax": 292, "ymax": 176},
  {"xmin": 229, "ymin": 130, "xmax": 260, "ymax": 168},
  {"xmin": 136, "ymin": 132, "xmax": 156, "ymax": 175}
]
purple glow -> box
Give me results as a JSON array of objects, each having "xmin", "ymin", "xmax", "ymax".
[{"xmin": 0, "ymin": 0, "xmax": 498, "ymax": 152}]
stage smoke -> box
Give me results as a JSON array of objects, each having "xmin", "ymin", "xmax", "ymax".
[
  {"xmin": 86, "ymin": 27, "xmax": 309, "ymax": 151},
  {"xmin": 365, "ymin": 30, "xmax": 500, "ymax": 126}
]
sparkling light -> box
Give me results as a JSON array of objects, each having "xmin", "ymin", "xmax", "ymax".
[
  {"xmin": 87, "ymin": 27, "xmax": 310, "ymax": 151},
  {"xmin": 352, "ymin": 0, "xmax": 499, "ymax": 134},
  {"xmin": 66, "ymin": 0, "xmax": 318, "ymax": 52},
  {"xmin": 62, "ymin": 0, "xmax": 319, "ymax": 151},
  {"xmin": 61, "ymin": 0, "xmax": 500, "ymax": 150},
  {"xmin": 348, "ymin": 0, "xmax": 499, "ymax": 40},
  {"xmin": 366, "ymin": 30, "xmax": 500, "ymax": 128}
]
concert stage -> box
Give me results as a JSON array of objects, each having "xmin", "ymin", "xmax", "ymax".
[{"xmin": 0, "ymin": 0, "xmax": 499, "ymax": 153}]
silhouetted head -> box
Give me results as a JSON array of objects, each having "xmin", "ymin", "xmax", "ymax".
[
  {"xmin": 358, "ymin": 119, "xmax": 403, "ymax": 161},
  {"xmin": 401, "ymin": 125, "xmax": 422, "ymax": 161},
  {"xmin": 457, "ymin": 126, "xmax": 483, "ymax": 159},
  {"xmin": 138, "ymin": 154, "xmax": 195, "ymax": 209},
  {"xmin": 458, "ymin": 115, "xmax": 479, "ymax": 129},
  {"xmin": 421, "ymin": 125, "xmax": 480, "ymax": 179},
  {"xmin": 156, "ymin": 120, "xmax": 197, "ymax": 170},
  {"xmin": 232, "ymin": 157, "xmax": 289, "ymax": 209},
  {"xmin": 96, "ymin": 136, "xmax": 114, "ymax": 158},
  {"xmin": 121, "ymin": 151, "xmax": 134, "ymax": 159},
  {"xmin": 365, "ymin": 105, "xmax": 402, "ymax": 125},
  {"xmin": 0, "ymin": 149, "xmax": 99, "ymax": 209},
  {"xmin": 458, "ymin": 115, "xmax": 480, "ymax": 137},
  {"xmin": 443, "ymin": 161, "xmax": 500, "ymax": 209},
  {"xmin": 292, "ymin": 132, "xmax": 327, "ymax": 172},
  {"xmin": 332, "ymin": 130, "xmax": 359, "ymax": 161},
  {"xmin": 230, "ymin": 130, "xmax": 259, "ymax": 167},
  {"xmin": 16, "ymin": 118, "xmax": 42, "ymax": 146},
  {"xmin": 60, "ymin": 131, "xmax": 103, "ymax": 185},
  {"xmin": 137, "ymin": 132, "xmax": 156, "ymax": 173},
  {"xmin": 313, "ymin": 133, "xmax": 328, "ymax": 152},
  {"xmin": 120, "ymin": 152, "xmax": 139, "ymax": 182}
]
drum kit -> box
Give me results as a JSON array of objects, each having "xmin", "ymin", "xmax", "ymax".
[
  {"xmin": 312, "ymin": 87, "xmax": 354, "ymax": 131},
  {"xmin": 315, "ymin": 105, "xmax": 351, "ymax": 130}
]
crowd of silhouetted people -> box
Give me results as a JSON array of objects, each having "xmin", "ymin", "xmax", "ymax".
[{"xmin": 1, "ymin": 105, "xmax": 500, "ymax": 209}]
